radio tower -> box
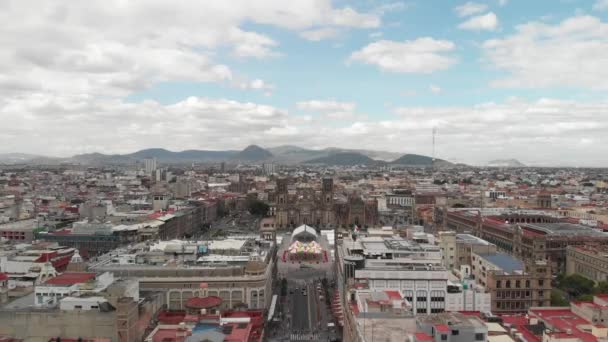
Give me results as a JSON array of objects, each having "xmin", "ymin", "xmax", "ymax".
[{"xmin": 432, "ymin": 127, "xmax": 437, "ymax": 169}]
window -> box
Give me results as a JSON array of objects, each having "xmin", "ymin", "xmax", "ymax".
[
  {"xmin": 452, "ymin": 330, "xmax": 459, "ymax": 336},
  {"xmin": 506, "ymin": 280, "xmax": 511, "ymax": 288},
  {"xmin": 75, "ymin": 305, "xmax": 82, "ymax": 309},
  {"xmin": 475, "ymin": 333, "xmax": 485, "ymax": 341},
  {"xmin": 441, "ymin": 334, "xmax": 447, "ymax": 341},
  {"xmin": 516, "ymin": 280, "xmax": 520, "ymax": 288},
  {"xmin": 538, "ymin": 279, "xmax": 544, "ymax": 286},
  {"xmin": 525, "ymin": 280, "xmax": 530, "ymax": 287},
  {"xmin": 496, "ymin": 280, "xmax": 502, "ymax": 288}
]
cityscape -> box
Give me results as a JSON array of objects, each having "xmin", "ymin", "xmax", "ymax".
[{"xmin": 2, "ymin": 1, "xmax": 608, "ymax": 342}]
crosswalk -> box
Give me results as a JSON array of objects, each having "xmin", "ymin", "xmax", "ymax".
[{"xmin": 290, "ymin": 333, "xmax": 320, "ymax": 341}]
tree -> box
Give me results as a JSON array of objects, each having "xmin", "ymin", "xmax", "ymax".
[
  {"xmin": 595, "ymin": 281, "xmax": 608, "ymax": 294},
  {"xmin": 551, "ymin": 289, "xmax": 569, "ymax": 306},
  {"xmin": 557, "ymin": 274, "xmax": 595, "ymax": 298},
  {"xmin": 247, "ymin": 199, "xmax": 269, "ymax": 216}
]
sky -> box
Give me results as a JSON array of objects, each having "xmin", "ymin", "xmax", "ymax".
[{"xmin": 1, "ymin": 0, "xmax": 608, "ymax": 166}]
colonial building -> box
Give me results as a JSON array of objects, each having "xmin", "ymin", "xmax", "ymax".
[{"xmin": 271, "ymin": 177, "xmax": 378, "ymax": 229}]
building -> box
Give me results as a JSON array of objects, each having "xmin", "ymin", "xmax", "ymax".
[
  {"xmin": 274, "ymin": 177, "xmax": 335, "ymax": 228},
  {"xmin": 262, "ymin": 163, "xmax": 276, "ymax": 175},
  {"xmin": 566, "ymin": 245, "xmax": 608, "ymax": 283},
  {"xmin": 414, "ymin": 312, "xmax": 488, "ymax": 342},
  {"xmin": 500, "ymin": 294, "xmax": 608, "ymax": 342},
  {"xmin": 144, "ymin": 157, "xmax": 157, "ymax": 175},
  {"xmin": 446, "ymin": 208, "xmax": 608, "ymax": 272},
  {"xmin": 277, "ymin": 224, "xmax": 332, "ymax": 278},
  {"xmin": 0, "ymin": 219, "xmax": 38, "ymax": 242},
  {"xmin": 438, "ymin": 231, "xmax": 497, "ymax": 270},
  {"xmin": 471, "ymin": 251, "xmax": 551, "ymax": 313},
  {"xmin": 89, "ymin": 236, "xmax": 275, "ymax": 311}
]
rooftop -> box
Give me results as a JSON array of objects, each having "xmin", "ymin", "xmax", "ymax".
[
  {"xmin": 476, "ymin": 252, "xmax": 523, "ymax": 274},
  {"xmin": 44, "ymin": 272, "xmax": 96, "ymax": 286},
  {"xmin": 523, "ymin": 222, "xmax": 608, "ymax": 238}
]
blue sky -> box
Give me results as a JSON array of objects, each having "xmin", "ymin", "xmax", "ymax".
[{"xmin": 1, "ymin": 0, "xmax": 608, "ymax": 166}]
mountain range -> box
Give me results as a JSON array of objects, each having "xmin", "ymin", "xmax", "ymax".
[
  {"xmin": 486, "ymin": 159, "xmax": 527, "ymax": 167},
  {"xmin": 0, "ymin": 145, "xmax": 450, "ymax": 167}
]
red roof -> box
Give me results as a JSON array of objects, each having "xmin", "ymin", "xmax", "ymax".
[
  {"xmin": 435, "ymin": 324, "xmax": 450, "ymax": 333},
  {"xmin": 414, "ymin": 332, "xmax": 434, "ymax": 341},
  {"xmin": 185, "ymin": 296, "xmax": 223, "ymax": 309},
  {"xmin": 44, "ymin": 272, "xmax": 96, "ymax": 286},
  {"xmin": 0, "ymin": 273, "xmax": 8, "ymax": 282},
  {"xmin": 385, "ymin": 290, "xmax": 402, "ymax": 300}
]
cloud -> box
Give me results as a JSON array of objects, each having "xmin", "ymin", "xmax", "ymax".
[
  {"xmin": 296, "ymin": 99, "xmax": 358, "ymax": 119},
  {"xmin": 236, "ymin": 79, "xmax": 275, "ymax": 96},
  {"xmin": 498, "ymin": 0, "xmax": 508, "ymax": 6},
  {"xmin": 330, "ymin": 7, "xmax": 380, "ymax": 28},
  {"xmin": 0, "ymin": 0, "xmax": 382, "ymax": 98},
  {"xmin": 458, "ymin": 12, "xmax": 499, "ymax": 31},
  {"xmin": 296, "ymin": 100, "xmax": 356, "ymax": 112},
  {"xmin": 300, "ymin": 28, "xmax": 341, "ymax": 41},
  {"xmin": 349, "ymin": 38, "xmax": 457, "ymax": 73},
  {"xmin": 593, "ymin": 0, "xmax": 608, "ymax": 11},
  {"xmin": 454, "ymin": 2, "xmax": 488, "ymax": 17},
  {"xmin": 483, "ymin": 15, "xmax": 608, "ymax": 89},
  {"xmin": 429, "ymin": 85, "xmax": 442, "ymax": 94}
]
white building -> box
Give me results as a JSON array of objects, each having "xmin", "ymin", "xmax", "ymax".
[{"xmin": 144, "ymin": 157, "xmax": 157, "ymax": 175}]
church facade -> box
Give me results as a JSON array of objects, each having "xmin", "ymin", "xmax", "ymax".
[{"xmin": 271, "ymin": 177, "xmax": 378, "ymax": 229}]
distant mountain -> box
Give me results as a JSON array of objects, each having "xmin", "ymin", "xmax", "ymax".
[
  {"xmin": 304, "ymin": 152, "xmax": 381, "ymax": 166},
  {"xmin": 232, "ymin": 145, "xmax": 273, "ymax": 161},
  {"xmin": 4, "ymin": 145, "xmax": 450, "ymax": 166},
  {"xmin": 267, "ymin": 145, "xmax": 402, "ymax": 164},
  {"xmin": 391, "ymin": 154, "xmax": 448, "ymax": 166},
  {"xmin": 487, "ymin": 159, "xmax": 526, "ymax": 167},
  {"xmin": 0, "ymin": 153, "xmax": 48, "ymax": 164}
]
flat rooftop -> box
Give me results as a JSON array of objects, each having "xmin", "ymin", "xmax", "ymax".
[
  {"xmin": 0, "ymin": 219, "xmax": 38, "ymax": 231},
  {"xmin": 523, "ymin": 223, "xmax": 608, "ymax": 237},
  {"xmin": 456, "ymin": 234, "xmax": 493, "ymax": 246},
  {"xmin": 477, "ymin": 252, "xmax": 523, "ymax": 274}
]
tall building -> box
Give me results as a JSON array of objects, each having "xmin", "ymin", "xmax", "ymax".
[
  {"xmin": 263, "ymin": 163, "xmax": 276, "ymax": 175},
  {"xmin": 144, "ymin": 157, "xmax": 157, "ymax": 175}
]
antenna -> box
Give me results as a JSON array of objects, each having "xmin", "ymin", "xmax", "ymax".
[{"xmin": 432, "ymin": 127, "xmax": 437, "ymax": 168}]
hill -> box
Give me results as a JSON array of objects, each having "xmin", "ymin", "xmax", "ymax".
[
  {"xmin": 390, "ymin": 154, "xmax": 446, "ymax": 166},
  {"xmin": 304, "ymin": 152, "xmax": 380, "ymax": 166},
  {"xmin": 232, "ymin": 145, "xmax": 273, "ymax": 161},
  {"xmin": 487, "ymin": 159, "xmax": 526, "ymax": 167}
]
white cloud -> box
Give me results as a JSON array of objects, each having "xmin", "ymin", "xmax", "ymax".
[
  {"xmin": 429, "ymin": 85, "xmax": 442, "ymax": 94},
  {"xmin": 236, "ymin": 79, "xmax": 275, "ymax": 96},
  {"xmin": 369, "ymin": 31, "xmax": 383, "ymax": 39},
  {"xmin": 0, "ymin": 0, "xmax": 382, "ymax": 99},
  {"xmin": 454, "ymin": 2, "xmax": 488, "ymax": 17},
  {"xmin": 593, "ymin": 0, "xmax": 608, "ymax": 11},
  {"xmin": 498, "ymin": 0, "xmax": 508, "ymax": 6},
  {"xmin": 374, "ymin": 2, "xmax": 410, "ymax": 15},
  {"xmin": 297, "ymin": 100, "xmax": 356, "ymax": 112},
  {"xmin": 296, "ymin": 99, "xmax": 358, "ymax": 119},
  {"xmin": 483, "ymin": 15, "xmax": 608, "ymax": 89},
  {"xmin": 458, "ymin": 12, "xmax": 499, "ymax": 31},
  {"xmin": 300, "ymin": 28, "xmax": 341, "ymax": 41},
  {"xmin": 349, "ymin": 38, "xmax": 457, "ymax": 73},
  {"xmin": 330, "ymin": 7, "xmax": 380, "ymax": 28}
]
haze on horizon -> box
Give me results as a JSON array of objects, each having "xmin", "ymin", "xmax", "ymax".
[{"xmin": 1, "ymin": 0, "xmax": 607, "ymax": 167}]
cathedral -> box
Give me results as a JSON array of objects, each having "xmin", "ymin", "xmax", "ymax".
[{"xmin": 271, "ymin": 177, "xmax": 378, "ymax": 229}]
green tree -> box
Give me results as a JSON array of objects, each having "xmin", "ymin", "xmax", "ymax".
[
  {"xmin": 594, "ymin": 281, "xmax": 608, "ymax": 294},
  {"xmin": 247, "ymin": 199, "xmax": 269, "ymax": 216},
  {"xmin": 557, "ymin": 274, "xmax": 595, "ymax": 298},
  {"xmin": 550, "ymin": 289, "xmax": 569, "ymax": 306}
]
